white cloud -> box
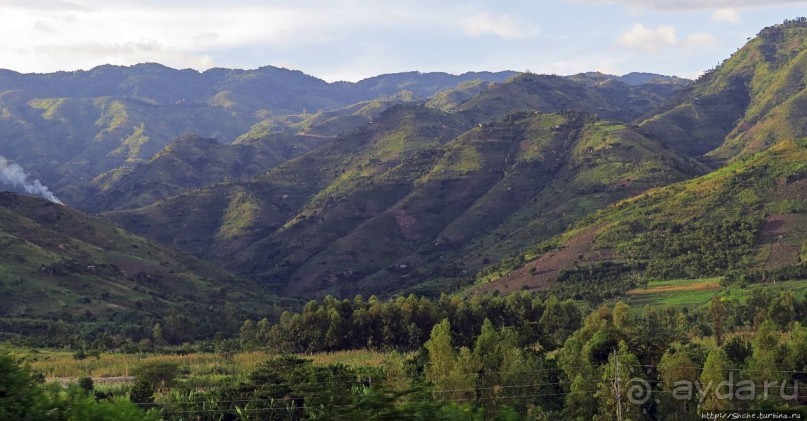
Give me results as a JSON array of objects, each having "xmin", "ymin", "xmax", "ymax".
[
  {"xmin": 711, "ymin": 8, "xmax": 741, "ymax": 23},
  {"xmin": 567, "ymin": 0, "xmax": 807, "ymax": 11},
  {"xmin": 0, "ymin": 0, "xmax": 777, "ymax": 81},
  {"xmin": 0, "ymin": 3, "xmax": 382, "ymax": 72},
  {"xmin": 32, "ymin": 39, "xmax": 215, "ymax": 70},
  {"xmin": 617, "ymin": 24, "xmax": 677, "ymax": 52},
  {"xmin": 1, "ymin": 1, "xmax": 516, "ymax": 74},
  {"xmin": 683, "ymin": 33, "xmax": 719, "ymax": 49},
  {"xmin": 0, "ymin": 0, "xmax": 88, "ymax": 11},
  {"xmin": 617, "ymin": 24, "xmax": 720, "ymax": 53},
  {"xmin": 318, "ymin": 40, "xmax": 407, "ymax": 82},
  {"xmin": 460, "ymin": 13, "xmax": 539, "ymax": 40}
]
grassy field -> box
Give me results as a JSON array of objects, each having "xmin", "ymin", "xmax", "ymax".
[
  {"xmin": 11, "ymin": 349, "xmax": 391, "ymax": 391},
  {"xmin": 625, "ymin": 277, "xmax": 722, "ymax": 308},
  {"xmin": 623, "ymin": 277, "xmax": 807, "ymax": 308}
]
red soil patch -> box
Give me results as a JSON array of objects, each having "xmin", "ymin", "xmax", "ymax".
[
  {"xmin": 392, "ymin": 209, "xmax": 421, "ymax": 240},
  {"xmin": 758, "ymin": 213, "xmax": 807, "ymax": 270},
  {"xmin": 772, "ymin": 176, "xmax": 807, "ymax": 201},
  {"xmin": 766, "ymin": 242, "xmax": 802, "ymax": 269},
  {"xmin": 761, "ymin": 215, "xmax": 789, "ymax": 237},
  {"xmin": 475, "ymin": 226, "xmax": 616, "ymax": 295}
]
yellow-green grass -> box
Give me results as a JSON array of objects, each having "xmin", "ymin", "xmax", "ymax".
[
  {"xmin": 626, "ymin": 277, "xmax": 722, "ymax": 294},
  {"xmin": 17, "ymin": 349, "xmax": 390, "ymax": 380},
  {"xmin": 622, "ymin": 277, "xmax": 807, "ymax": 309},
  {"xmin": 304, "ymin": 349, "xmax": 390, "ymax": 367}
]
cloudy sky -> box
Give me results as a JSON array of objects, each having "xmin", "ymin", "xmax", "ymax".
[{"xmin": 0, "ymin": 0, "xmax": 805, "ymax": 81}]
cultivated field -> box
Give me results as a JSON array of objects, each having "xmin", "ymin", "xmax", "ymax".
[{"xmin": 624, "ymin": 277, "xmax": 807, "ymax": 308}]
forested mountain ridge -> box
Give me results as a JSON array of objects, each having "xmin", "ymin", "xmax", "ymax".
[
  {"xmin": 452, "ymin": 72, "xmax": 685, "ymax": 124},
  {"xmin": 6, "ymin": 21, "xmax": 802, "ymax": 303},
  {"xmin": 0, "ymin": 64, "xmax": 517, "ymax": 111},
  {"xmin": 476, "ymin": 19, "xmax": 807, "ymax": 298},
  {"xmin": 106, "ymin": 103, "xmax": 705, "ymax": 297},
  {"xmin": 0, "ymin": 66, "xmax": 517, "ymax": 204},
  {"xmin": 82, "ymin": 97, "xmax": 401, "ymax": 212},
  {"xmin": 638, "ymin": 19, "xmax": 807, "ymax": 163},
  {"xmin": 82, "ymin": 72, "xmax": 685, "ymax": 214}
]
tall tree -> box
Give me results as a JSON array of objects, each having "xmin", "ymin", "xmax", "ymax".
[
  {"xmin": 0, "ymin": 352, "xmax": 43, "ymax": 420},
  {"xmin": 564, "ymin": 373, "xmax": 598, "ymax": 421},
  {"xmin": 699, "ymin": 347, "xmax": 732, "ymax": 412},
  {"xmin": 747, "ymin": 319, "xmax": 786, "ymax": 405},
  {"xmin": 658, "ymin": 348, "xmax": 699, "ymax": 420},
  {"xmin": 424, "ymin": 319, "xmax": 478, "ymax": 402},
  {"xmin": 239, "ymin": 319, "xmax": 257, "ymax": 351},
  {"xmin": 709, "ymin": 296, "xmax": 728, "ymax": 345},
  {"xmin": 594, "ymin": 341, "xmax": 648, "ymax": 421},
  {"xmin": 425, "ymin": 319, "xmax": 456, "ymax": 390},
  {"xmin": 256, "ymin": 318, "xmax": 271, "ymax": 346},
  {"xmin": 151, "ymin": 323, "xmax": 164, "ymax": 347}
]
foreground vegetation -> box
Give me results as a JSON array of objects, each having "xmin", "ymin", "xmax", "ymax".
[
  {"xmin": 1, "ymin": 352, "xmax": 157, "ymax": 420},
  {"xmin": 24, "ymin": 349, "xmax": 387, "ymax": 380},
  {"xmin": 4, "ymin": 279, "xmax": 807, "ymax": 419}
]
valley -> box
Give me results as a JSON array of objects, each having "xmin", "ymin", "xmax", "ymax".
[{"xmin": 1, "ymin": 16, "xmax": 806, "ymax": 421}]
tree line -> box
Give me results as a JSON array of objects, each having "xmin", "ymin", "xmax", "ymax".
[
  {"xmin": 4, "ymin": 286, "xmax": 807, "ymax": 419},
  {"xmin": 238, "ymin": 292, "xmax": 581, "ymax": 354}
]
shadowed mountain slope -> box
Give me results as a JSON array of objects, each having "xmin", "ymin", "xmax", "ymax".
[
  {"xmin": 0, "ymin": 192, "xmax": 276, "ymax": 323},
  {"xmin": 107, "ymin": 104, "xmax": 704, "ymax": 297}
]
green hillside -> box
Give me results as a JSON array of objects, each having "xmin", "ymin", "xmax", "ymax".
[
  {"xmin": 300, "ymin": 111, "xmax": 705, "ymax": 297},
  {"xmin": 425, "ymin": 79, "xmax": 496, "ymax": 111},
  {"xmin": 0, "ymin": 192, "xmax": 275, "ymax": 327},
  {"xmin": 0, "ymin": 66, "xmax": 516, "ymax": 205},
  {"xmin": 474, "ymin": 137, "xmax": 807, "ymax": 296},
  {"xmin": 474, "ymin": 20, "xmax": 807, "ymax": 298},
  {"xmin": 0, "ymin": 93, "xmax": 257, "ymax": 204},
  {"xmin": 87, "ymin": 133, "xmax": 329, "ymax": 212},
  {"xmin": 639, "ymin": 19, "xmax": 807, "ymax": 163},
  {"xmin": 455, "ymin": 73, "xmax": 682, "ymax": 124},
  {"xmin": 107, "ymin": 103, "xmax": 703, "ymax": 297},
  {"xmin": 82, "ymin": 98, "xmax": 412, "ymax": 212},
  {"xmin": 104, "ymin": 105, "xmax": 468, "ymax": 286}
]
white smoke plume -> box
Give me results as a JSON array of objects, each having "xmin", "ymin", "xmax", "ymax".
[{"xmin": 0, "ymin": 155, "xmax": 63, "ymax": 205}]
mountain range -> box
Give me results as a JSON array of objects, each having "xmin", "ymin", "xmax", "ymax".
[
  {"xmin": 98, "ymin": 71, "xmax": 699, "ymax": 297},
  {"xmin": 0, "ymin": 65, "xmax": 517, "ymax": 205},
  {"xmin": 1, "ymin": 19, "xmax": 805, "ymax": 320},
  {"xmin": 477, "ymin": 18, "xmax": 807, "ymax": 296}
]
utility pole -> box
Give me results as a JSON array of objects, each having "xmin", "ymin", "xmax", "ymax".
[{"xmin": 614, "ymin": 349, "xmax": 623, "ymax": 421}]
